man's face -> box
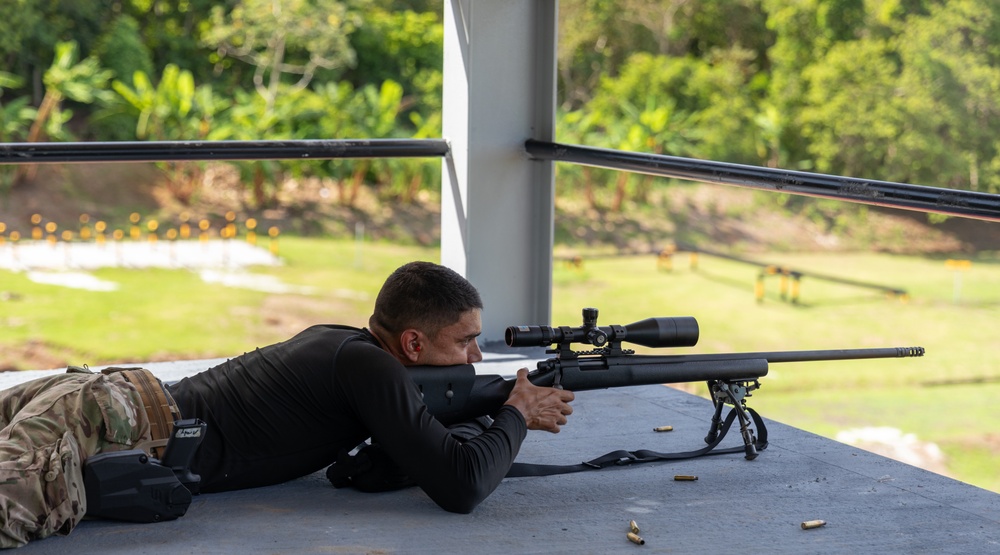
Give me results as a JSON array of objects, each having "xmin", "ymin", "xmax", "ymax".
[{"xmin": 419, "ymin": 309, "xmax": 484, "ymax": 365}]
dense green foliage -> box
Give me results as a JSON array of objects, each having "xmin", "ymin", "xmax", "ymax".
[{"xmin": 3, "ymin": 0, "xmax": 1000, "ymax": 203}]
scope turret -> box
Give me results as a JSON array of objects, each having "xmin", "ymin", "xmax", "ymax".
[{"xmin": 505, "ymin": 308, "xmax": 699, "ymax": 349}]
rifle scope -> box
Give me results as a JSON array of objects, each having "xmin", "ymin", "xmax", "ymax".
[{"xmin": 505, "ymin": 308, "xmax": 699, "ymax": 349}]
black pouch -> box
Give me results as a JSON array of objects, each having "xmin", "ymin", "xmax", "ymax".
[{"xmin": 326, "ymin": 443, "xmax": 416, "ymax": 493}]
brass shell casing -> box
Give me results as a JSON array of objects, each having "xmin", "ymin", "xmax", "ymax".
[{"xmin": 627, "ymin": 532, "xmax": 645, "ymax": 545}]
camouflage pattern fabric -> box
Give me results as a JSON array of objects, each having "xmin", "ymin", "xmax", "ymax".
[{"xmin": 0, "ymin": 368, "xmax": 150, "ymax": 548}]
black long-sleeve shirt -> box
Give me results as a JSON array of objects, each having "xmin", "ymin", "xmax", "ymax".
[{"xmin": 166, "ymin": 325, "xmax": 527, "ymax": 513}]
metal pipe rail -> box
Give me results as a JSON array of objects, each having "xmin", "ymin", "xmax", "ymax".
[
  {"xmin": 0, "ymin": 139, "xmax": 450, "ymax": 164},
  {"xmin": 525, "ymin": 139, "xmax": 1000, "ymax": 223},
  {"xmin": 673, "ymin": 242, "xmax": 907, "ymax": 297}
]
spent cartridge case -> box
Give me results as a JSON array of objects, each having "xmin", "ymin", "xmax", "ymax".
[
  {"xmin": 801, "ymin": 520, "xmax": 826, "ymax": 530},
  {"xmin": 627, "ymin": 532, "xmax": 645, "ymax": 545}
]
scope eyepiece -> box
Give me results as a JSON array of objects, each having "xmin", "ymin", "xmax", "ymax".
[{"xmin": 505, "ymin": 315, "xmax": 699, "ymax": 349}]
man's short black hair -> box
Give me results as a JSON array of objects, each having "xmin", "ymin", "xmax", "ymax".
[{"xmin": 373, "ymin": 261, "xmax": 483, "ymax": 338}]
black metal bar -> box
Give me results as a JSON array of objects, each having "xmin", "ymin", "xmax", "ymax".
[
  {"xmin": 674, "ymin": 242, "xmax": 907, "ymax": 296},
  {"xmin": 0, "ymin": 139, "xmax": 450, "ymax": 164},
  {"xmin": 526, "ymin": 139, "xmax": 1000, "ymax": 223}
]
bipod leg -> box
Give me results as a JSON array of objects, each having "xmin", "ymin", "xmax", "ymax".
[
  {"xmin": 722, "ymin": 386, "xmax": 758, "ymax": 460},
  {"xmin": 704, "ymin": 380, "xmax": 726, "ymax": 444}
]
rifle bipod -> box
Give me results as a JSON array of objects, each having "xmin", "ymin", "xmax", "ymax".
[{"xmin": 705, "ymin": 379, "xmax": 764, "ymax": 460}]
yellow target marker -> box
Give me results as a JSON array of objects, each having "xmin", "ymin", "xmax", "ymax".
[
  {"xmin": 112, "ymin": 229, "xmax": 125, "ymax": 264},
  {"xmin": 95, "ymin": 221, "xmax": 107, "ymax": 245},
  {"xmin": 268, "ymin": 226, "xmax": 280, "ymax": 255},
  {"xmin": 78, "ymin": 214, "xmax": 92, "ymax": 240},
  {"xmin": 31, "ymin": 214, "xmax": 43, "ymax": 240},
  {"xmin": 147, "ymin": 220, "xmax": 159, "ymax": 243},
  {"xmin": 130, "ymin": 212, "xmax": 142, "ymax": 240},
  {"xmin": 245, "ymin": 218, "xmax": 258, "ymax": 246},
  {"xmin": 45, "ymin": 222, "xmax": 58, "ymax": 245},
  {"xmin": 199, "ymin": 219, "xmax": 210, "ymax": 244}
]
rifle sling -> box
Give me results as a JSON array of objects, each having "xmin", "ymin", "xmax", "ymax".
[{"xmin": 506, "ymin": 407, "xmax": 768, "ymax": 478}]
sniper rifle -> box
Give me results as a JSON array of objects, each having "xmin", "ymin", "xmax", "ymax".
[{"xmin": 411, "ymin": 308, "xmax": 924, "ymax": 465}]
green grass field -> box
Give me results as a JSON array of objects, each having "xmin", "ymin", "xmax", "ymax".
[{"xmin": 2, "ymin": 237, "xmax": 998, "ymax": 493}]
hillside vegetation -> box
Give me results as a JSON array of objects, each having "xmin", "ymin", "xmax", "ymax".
[{"xmin": 4, "ymin": 161, "xmax": 1000, "ymax": 259}]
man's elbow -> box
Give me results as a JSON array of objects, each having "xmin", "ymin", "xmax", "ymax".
[{"xmin": 429, "ymin": 481, "xmax": 493, "ymax": 514}]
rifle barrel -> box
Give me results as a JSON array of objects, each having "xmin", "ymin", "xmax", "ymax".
[{"xmin": 668, "ymin": 346, "xmax": 925, "ymax": 364}]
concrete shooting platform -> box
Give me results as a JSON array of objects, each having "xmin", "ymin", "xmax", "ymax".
[{"xmin": 6, "ymin": 356, "xmax": 1000, "ymax": 555}]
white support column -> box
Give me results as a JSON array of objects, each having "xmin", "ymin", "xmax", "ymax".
[{"xmin": 441, "ymin": 0, "xmax": 558, "ymax": 345}]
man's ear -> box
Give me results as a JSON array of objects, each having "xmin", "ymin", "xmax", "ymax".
[{"xmin": 400, "ymin": 329, "xmax": 422, "ymax": 363}]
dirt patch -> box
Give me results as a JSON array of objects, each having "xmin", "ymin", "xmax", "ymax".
[
  {"xmin": 0, "ymin": 340, "xmax": 79, "ymax": 372},
  {"xmin": 554, "ymin": 183, "xmax": 998, "ymax": 255},
  {"xmin": 0, "ymin": 163, "xmax": 162, "ymax": 230},
  {"xmin": 257, "ymin": 294, "xmax": 366, "ymax": 341},
  {"xmin": 943, "ymin": 433, "xmax": 1000, "ymax": 456},
  {"xmin": 836, "ymin": 427, "xmax": 952, "ymax": 477}
]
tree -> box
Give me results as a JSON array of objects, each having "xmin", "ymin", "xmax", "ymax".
[
  {"xmin": 203, "ymin": 0, "xmax": 362, "ymax": 116},
  {"xmin": 0, "ymin": 72, "xmax": 34, "ymax": 191},
  {"xmin": 14, "ymin": 42, "xmax": 113, "ymax": 185},
  {"xmin": 94, "ymin": 15, "xmax": 155, "ymax": 86},
  {"xmin": 895, "ymin": 0, "xmax": 1000, "ymax": 192},
  {"xmin": 25, "ymin": 42, "xmax": 113, "ymax": 144},
  {"xmin": 309, "ymin": 79, "xmax": 405, "ymax": 207},
  {"xmin": 120, "ymin": 0, "xmax": 221, "ymax": 86},
  {"xmin": 112, "ymin": 64, "xmax": 230, "ymax": 202},
  {"xmin": 0, "ymin": 72, "xmax": 32, "ymax": 142},
  {"xmin": 799, "ymin": 38, "xmax": 905, "ymax": 179},
  {"xmin": 0, "ymin": 0, "xmax": 115, "ymax": 102},
  {"xmin": 346, "ymin": 7, "xmax": 442, "ymax": 117},
  {"xmin": 799, "ymin": 1, "xmax": 1000, "ymax": 194}
]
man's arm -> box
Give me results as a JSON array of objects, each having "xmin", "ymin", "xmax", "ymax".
[
  {"xmin": 335, "ymin": 344, "xmax": 528, "ymax": 513},
  {"xmin": 503, "ymin": 368, "xmax": 575, "ymax": 433}
]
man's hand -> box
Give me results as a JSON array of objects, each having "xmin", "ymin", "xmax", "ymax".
[{"xmin": 504, "ymin": 368, "xmax": 575, "ymax": 433}]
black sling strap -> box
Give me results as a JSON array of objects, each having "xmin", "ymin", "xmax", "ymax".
[{"xmin": 506, "ymin": 407, "xmax": 769, "ymax": 478}]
